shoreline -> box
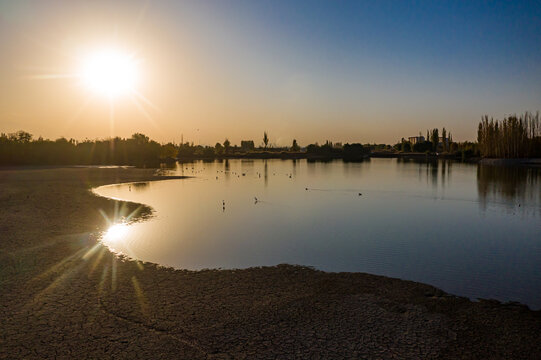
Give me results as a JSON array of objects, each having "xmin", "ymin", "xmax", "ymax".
[
  {"xmin": 479, "ymin": 158, "xmax": 541, "ymax": 166},
  {"xmin": 4, "ymin": 155, "xmax": 541, "ymax": 169},
  {"xmin": 176, "ymin": 152, "xmax": 367, "ymax": 161},
  {"xmin": 1, "ymin": 167, "xmax": 540, "ymax": 358}
]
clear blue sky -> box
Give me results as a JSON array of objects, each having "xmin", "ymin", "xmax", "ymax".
[{"xmin": 1, "ymin": 0, "xmax": 540, "ymax": 144}]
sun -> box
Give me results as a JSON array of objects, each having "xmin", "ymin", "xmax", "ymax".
[{"xmin": 81, "ymin": 49, "xmax": 139, "ymax": 97}]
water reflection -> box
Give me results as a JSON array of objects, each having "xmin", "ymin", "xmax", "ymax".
[
  {"xmin": 264, "ymin": 159, "xmax": 268, "ymax": 187},
  {"xmin": 130, "ymin": 182, "xmax": 149, "ymax": 191},
  {"xmin": 225, "ymin": 159, "xmax": 230, "ymax": 181},
  {"xmin": 103, "ymin": 223, "xmax": 130, "ymax": 245},
  {"xmin": 94, "ymin": 159, "xmax": 541, "ymax": 309},
  {"xmin": 395, "ymin": 159, "xmax": 454, "ymax": 191},
  {"xmin": 477, "ymin": 165, "xmax": 541, "ymax": 215}
]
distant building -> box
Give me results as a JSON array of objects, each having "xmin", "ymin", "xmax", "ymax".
[
  {"xmin": 240, "ymin": 140, "xmax": 255, "ymax": 151},
  {"xmin": 438, "ymin": 136, "xmax": 449, "ymax": 146},
  {"xmin": 408, "ymin": 136, "xmax": 425, "ymax": 144},
  {"xmin": 333, "ymin": 142, "xmax": 343, "ymax": 149}
]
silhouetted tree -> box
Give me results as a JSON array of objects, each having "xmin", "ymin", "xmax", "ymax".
[
  {"xmin": 431, "ymin": 128, "xmax": 439, "ymax": 152},
  {"xmin": 215, "ymin": 142, "xmax": 224, "ymax": 155},
  {"xmin": 291, "ymin": 139, "xmax": 300, "ymax": 152},
  {"xmin": 477, "ymin": 112, "xmax": 540, "ymax": 158},
  {"xmin": 441, "ymin": 128, "xmax": 447, "ymax": 152},
  {"xmin": 0, "ymin": 131, "xmax": 170, "ymax": 166},
  {"xmin": 343, "ymin": 143, "xmax": 367, "ymax": 158},
  {"xmin": 223, "ymin": 138, "xmax": 231, "ymax": 154},
  {"xmin": 160, "ymin": 143, "xmax": 178, "ymax": 160},
  {"xmin": 11, "ymin": 130, "xmax": 33, "ymax": 143},
  {"xmin": 401, "ymin": 141, "xmax": 411, "ymax": 152},
  {"xmin": 263, "ymin": 131, "xmax": 269, "ymax": 149},
  {"xmin": 412, "ymin": 140, "xmax": 431, "ymax": 153}
]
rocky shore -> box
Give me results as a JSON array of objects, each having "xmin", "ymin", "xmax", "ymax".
[{"xmin": 1, "ymin": 167, "xmax": 540, "ymax": 359}]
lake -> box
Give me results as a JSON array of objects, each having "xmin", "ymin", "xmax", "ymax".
[{"xmin": 93, "ymin": 158, "xmax": 541, "ymax": 309}]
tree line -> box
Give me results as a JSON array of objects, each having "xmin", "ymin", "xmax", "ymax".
[
  {"xmin": 176, "ymin": 132, "xmax": 300, "ymax": 159},
  {"xmin": 3, "ymin": 115, "xmax": 540, "ymax": 166},
  {"xmin": 0, "ymin": 131, "xmax": 176, "ymax": 166},
  {"xmin": 0, "ymin": 129, "xmax": 371, "ymax": 165},
  {"xmin": 0, "ymin": 130, "xmax": 304, "ymax": 165},
  {"xmin": 477, "ymin": 112, "xmax": 541, "ymax": 158},
  {"xmin": 305, "ymin": 141, "xmax": 369, "ymax": 159}
]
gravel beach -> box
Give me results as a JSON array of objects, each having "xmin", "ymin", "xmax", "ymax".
[{"xmin": 1, "ymin": 167, "xmax": 540, "ymax": 359}]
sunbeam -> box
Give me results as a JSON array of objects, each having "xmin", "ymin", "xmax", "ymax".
[
  {"xmin": 131, "ymin": 276, "xmax": 149, "ymax": 317},
  {"xmin": 129, "ymin": 95, "xmax": 161, "ymax": 132},
  {"xmin": 89, "ymin": 247, "xmax": 107, "ymax": 276},
  {"xmin": 64, "ymin": 95, "xmax": 95, "ymax": 131},
  {"xmin": 24, "ymin": 73, "xmax": 80, "ymax": 80},
  {"xmin": 111, "ymin": 257, "xmax": 118, "ymax": 292},
  {"xmin": 130, "ymin": 89, "xmax": 161, "ymax": 113},
  {"xmin": 98, "ymin": 263, "xmax": 110, "ymax": 297}
]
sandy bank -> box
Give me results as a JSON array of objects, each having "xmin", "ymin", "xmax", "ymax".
[{"xmin": 1, "ymin": 167, "xmax": 540, "ymax": 359}]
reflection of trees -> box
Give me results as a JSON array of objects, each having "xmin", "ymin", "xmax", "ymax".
[
  {"xmin": 264, "ymin": 160, "xmax": 268, "ymax": 187},
  {"xmin": 131, "ymin": 182, "xmax": 149, "ymax": 191},
  {"xmin": 441, "ymin": 161, "xmax": 446, "ymax": 188},
  {"xmin": 398, "ymin": 159, "xmax": 454, "ymax": 189},
  {"xmin": 400, "ymin": 159, "xmax": 452, "ymax": 188},
  {"xmin": 430, "ymin": 161, "xmax": 438, "ymax": 188},
  {"xmin": 225, "ymin": 159, "xmax": 230, "ymax": 181},
  {"xmin": 477, "ymin": 165, "xmax": 541, "ymax": 214},
  {"xmin": 241, "ymin": 159, "xmax": 254, "ymax": 178}
]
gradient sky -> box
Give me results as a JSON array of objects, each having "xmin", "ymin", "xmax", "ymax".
[{"xmin": 1, "ymin": 0, "xmax": 540, "ymax": 145}]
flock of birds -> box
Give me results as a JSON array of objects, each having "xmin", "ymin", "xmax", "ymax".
[
  {"xmin": 146, "ymin": 164, "xmax": 526, "ymax": 214},
  {"xmin": 176, "ymin": 165, "xmax": 365, "ymax": 212},
  {"xmin": 178, "ymin": 167, "xmax": 364, "ymax": 211},
  {"xmin": 177, "ymin": 166, "xmax": 366, "ymax": 211}
]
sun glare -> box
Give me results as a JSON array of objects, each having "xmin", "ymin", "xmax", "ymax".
[
  {"xmin": 81, "ymin": 49, "xmax": 139, "ymax": 97},
  {"xmin": 103, "ymin": 223, "xmax": 130, "ymax": 244}
]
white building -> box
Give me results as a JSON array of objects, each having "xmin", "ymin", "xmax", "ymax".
[{"xmin": 408, "ymin": 136, "xmax": 425, "ymax": 144}]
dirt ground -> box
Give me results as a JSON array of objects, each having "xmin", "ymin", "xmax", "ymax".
[{"xmin": 1, "ymin": 167, "xmax": 540, "ymax": 359}]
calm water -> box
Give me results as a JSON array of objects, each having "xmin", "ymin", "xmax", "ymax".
[{"xmin": 94, "ymin": 159, "xmax": 541, "ymax": 309}]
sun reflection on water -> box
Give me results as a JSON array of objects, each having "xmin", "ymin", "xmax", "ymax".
[{"xmin": 102, "ymin": 223, "xmax": 130, "ymax": 245}]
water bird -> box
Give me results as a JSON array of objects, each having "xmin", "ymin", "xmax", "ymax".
[
  {"xmin": 305, "ymin": 188, "xmax": 308, "ymax": 190},
  {"xmin": 254, "ymin": 197, "xmax": 258, "ymax": 203},
  {"xmin": 358, "ymin": 193, "xmax": 362, "ymax": 196}
]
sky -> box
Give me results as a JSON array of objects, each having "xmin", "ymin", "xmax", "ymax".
[{"xmin": 1, "ymin": 0, "xmax": 540, "ymax": 145}]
